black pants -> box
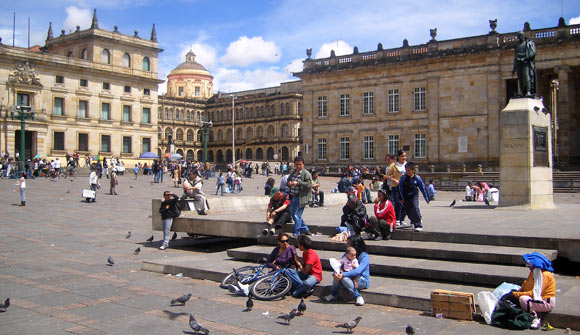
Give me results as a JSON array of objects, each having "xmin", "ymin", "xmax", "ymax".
[
  {"xmin": 269, "ymin": 210, "xmax": 292, "ymax": 229},
  {"xmin": 341, "ymin": 214, "xmax": 364, "ymax": 235},
  {"xmin": 403, "ymin": 196, "xmax": 422, "ymax": 227}
]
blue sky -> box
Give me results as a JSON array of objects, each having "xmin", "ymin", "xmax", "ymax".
[{"xmin": 2, "ymin": 0, "xmax": 580, "ymax": 94}]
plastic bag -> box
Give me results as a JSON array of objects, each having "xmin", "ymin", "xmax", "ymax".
[
  {"xmin": 477, "ymin": 291, "xmax": 498, "ymax": 324},
  {"xmin": 493, "ymin": 282, "xmax": 521, "ymax": 300}
]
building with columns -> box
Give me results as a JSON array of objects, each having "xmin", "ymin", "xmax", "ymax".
[
  {"xmin": 0, "ymin": 10, "xmax": 162, "ymax": 162},
  {"xmin": 296, "ymin": 19, "xmax": 580, "ymax": 170}
]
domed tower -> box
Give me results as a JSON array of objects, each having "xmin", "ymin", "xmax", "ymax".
[{"xmin": 167, "ymin": 50, "xmax": 213, "ymax": 99}]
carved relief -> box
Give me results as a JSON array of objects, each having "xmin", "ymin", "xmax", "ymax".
[{"xmin": 8, "ymin": 61, "xmax": 42, "ymax": 86}]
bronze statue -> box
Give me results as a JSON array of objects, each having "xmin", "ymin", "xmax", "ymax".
[{"xmin": 512, "ymin": 31, "xmax": 536, "ymax": 97}]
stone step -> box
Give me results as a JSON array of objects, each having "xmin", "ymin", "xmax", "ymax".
[
  {"xmin": 256, "ymin": 235, "xmax": 558, "ymax": 266},
  {"xmin": 226, "ymin": 245, "xmax": 530, "ymax": 287},
  {"xmin": 141, "ymin": 253, "xmax": 580, "ymax": 330}
]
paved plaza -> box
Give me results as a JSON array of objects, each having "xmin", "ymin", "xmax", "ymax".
[{"xmin": 0, "ymin": 171, "xmax": 578, "ymax": 334}]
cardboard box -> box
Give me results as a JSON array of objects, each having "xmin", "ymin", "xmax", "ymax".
[{"xmin": 431, "ymin": 290, "xmax": 475, "ymax": 320}]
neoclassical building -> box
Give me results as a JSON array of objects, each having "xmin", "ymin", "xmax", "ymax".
[
  {"xmin": 158, "ymin": 53, "xmax": 303, "ymax": 164},
  {"xmin": 296, "ymin": 20, "xmax": 580, "ymax": 170},
  {"xmin": 0, "ymin": 10, "xmax": 162, "ymax": 161}
]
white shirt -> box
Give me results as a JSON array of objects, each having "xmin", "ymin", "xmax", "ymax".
[{"xmin": 89, "ymin": 171, "xmax": 98, "ymax": 185}]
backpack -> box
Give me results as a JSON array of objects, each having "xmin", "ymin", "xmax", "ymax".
[{"xmin": 173, "ymin": 200, "xmax": 182, "ymax": 218}]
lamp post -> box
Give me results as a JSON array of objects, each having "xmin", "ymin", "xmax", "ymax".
[
  {"xmin": 10, "ymin": 104, "xmax": 35, "ymax": 173},
  {"xmin": 198, "ymin": 120, "xmax": 212, "ymax": 164},
  {"xmin": 231, "ymin": 94, "xmax": 236, "ymax": 164},
  {"xmin": 550, "ymin": 79, "xmax": 559, "ymax": 164}
]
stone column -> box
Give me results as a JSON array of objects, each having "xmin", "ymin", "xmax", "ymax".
[
  {"xmin": 499, "ymin": 98, "xmax": 554, "ymax": 209},
  {"xmin": 555, "ymin": 66, "xmax": 570, "ymax": 164}
]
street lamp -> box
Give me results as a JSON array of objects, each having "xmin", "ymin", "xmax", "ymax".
[
  {"xmin": 10, "ymin": 103, "xmax": 35, "ymax": 173},
  {"xmin": 550, "ymin": 79, "xmax": 559, "ymax": 164},
  {"xmin": 198, "ymin": 120, "xmax": 212, "ymax": 164},
  {"xmin": 231, "ymin": 94, "xmax": 236, "ymax": 164}
]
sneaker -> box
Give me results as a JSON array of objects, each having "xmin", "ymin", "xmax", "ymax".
[
  {"xmin": 324, "ymin": 294, "xmax": 337, "ymax": 302},
  {"xmin": 373, "ymin": 235, "xmax": 383, "ymax": 241},
  {"xmin": 396, "ymin": 221, "xmax": 402, "ymax": 227},
  {"xmin": 530, "ymin": 317, "xmax": 541, "ymax": 329},
  {"xmin": 159, "ymin": 245, "xmax": 167, "ymax": 250},
  {"xmin": 541, "ymin": 322, "xmax": 554, "ymax": 331},
  {"xmin": 355, "ymin": 296, "xmax": 365, "ymax": 306},
  {"xmin": 262, "ymin": 228, "xmax": 269, "ymax": 236},
  {"xmin": 269, "ymin": 228, "xmax": 275, "ymax": 236},
  {"xmin": 414, "ymin": 227, "xmax": 423, "ymax": 232}
]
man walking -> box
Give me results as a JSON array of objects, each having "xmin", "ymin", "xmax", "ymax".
[{"xmin": 286, "ymin": 156, "xmax": 312, "ymax": 236}]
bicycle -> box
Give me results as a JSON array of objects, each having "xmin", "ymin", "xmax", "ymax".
[{"xmin": 221, "ymin": 264, "xmax": 292, "ymax": 301}]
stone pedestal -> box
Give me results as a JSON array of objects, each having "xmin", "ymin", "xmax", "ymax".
[{"xmin": 499, "ymin": 98, "xmax": 554, "ymax": 209}]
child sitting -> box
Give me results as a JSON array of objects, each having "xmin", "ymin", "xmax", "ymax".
[{"xmin": 340, "ymin": 246, "xmax": 360, "ymax": 288}]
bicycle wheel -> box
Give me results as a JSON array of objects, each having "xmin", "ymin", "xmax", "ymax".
[
  {"xmin": 250, "ymin": 273, "xmax": 291, "ymax": 300},
  {"xmin": 220, "ymin": 266, "xmax": 257, "ymax": 289}
]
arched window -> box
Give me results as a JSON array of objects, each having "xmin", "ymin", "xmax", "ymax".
[
  {"xmin": 267, "ymin": 125, "xmax": 275, "ymax": 137},
  {"xmin": 164, "ymin": 127, "xmax": 173, "ymax": 140},
  {"xmin": 158, "ymin": 107, "xmax": 163, "ymax": 120},
  {"xmin": 266, "ymin": 105, "xmax": 270, "ymax": 117},
  {"xmin": 246, "ymin": 148, "xmax": 253, "ymax": 160},
  {"xmin": 101, "ymin": 49, "xmax": 110, "ymax": 64},
  {"xmin": 227, "ymin": 129, "xmax": 232, "ymax": 143},
  {"xmin": 281, "ymin": 124, "xmax": 289, "ymax": 138},
  {"xmin": 67, "ymin": 50, "xmax": 73, "ymax": 57},
  {"xmin": 236, "ymin": 127, "xmax": 243, "ymax": 141},
  {"xmin": 196, "ymin": 111, "xmax": 200, "ymax": 121},
  {"xmin": 246, "ymin": 127, "xmax": 253, "ymax": 140},
  {"xmin": 280, "ymin": 103, "xmax": 284, "ymax": 116},
  {"xmin": 256, "ymin": 148, "xmax": 264, "ymax": 160},
  {"xmin": 122, "ymin": 53, "xmax": 131, "ymax": 68},
  {"xmin": 282, "ymin": 147, "xmax": 289, "ymax": 161},
  {"xmin": 217, "ymin": 150, "xmax": 224, "ymax": 163},
  {"xmin": 257, "ymin": 126, "xmax": 264, "ymax": 139},
  {"xmin": 81, "ymin": 48, "xmax": 88, "ymax": 60},
  {"xmin": 226, "ymin": 149, "xmax": 232, "ymax": 163},
  {"xmin": 197, "ymin": 131, "xmax": 202, "ymax": 142},
  {"xmin": 169, "ymin": 109, "xmax": 173, "ymax": 120},
  {"xmin": 186, "ymin": 149, "xmax": 194, "ymax": 161},
  {"xmin": 208, "ymin": 150, "xmax": 214, "ymax": 162},
  {"xmin": 197, "ymin": 150, "xmax": 203, "ymax": 162},
  {"xmin": 142, "ymin": 56, "xmax": 150, "ymax": 71},
  {"xmin": 186, "ymin": 130, "xmax": 193, "ymax": 142},
  {"xmin": 165, "ymin": 108, "xmax": 170, "ymax": 120},
  {"xmin": 176, "ymin": 128, "xmax": 184, "ymax": 141},
  {"xmin": 217, "ymin": 129, "xmax": 223, "ymax": 142},
  {"xmin": 267, "ymin": 147, "xmax": 275, "ymax": 160},
  {"xmin": 209, "ymin": 130, "xmax": 214, "ymax": 142},
  {"xmin": 176, "ymin": 149, "xmax": 184, "ymax": 156}
]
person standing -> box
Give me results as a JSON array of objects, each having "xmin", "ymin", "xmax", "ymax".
[
  {"xmin": 386, "ymin": 150, "xmax": 407, "ymax": 225},
  {"xmin": 215, "ymin": 172, "xmax": 226, "ymax": 196},
  {"xmin": 158, "ymin": 191, "xmax": 181, "ymax": 250},
  {"xmin": 311, "ymin": 171, "xmax": 324, "ymax": 207},
  {"xmin": 287, "ymin": 156, "xmax": 312, "ymax": 236},
  {"xmin": 286, "ymin": 235, "xmax": 322, "ymax": 298},
  {"xmin": 398, "ymin": 162, "xmax": 430, "ymax": 232},
  {"xmin": 103, "ymin": 157, "xmax": 109, "ymax": 179},
  {"xmin": 133, "ymin": 164, "xmax": 139, "ymax": 180},
  {"xmin": 88, "ymin": 165, "xmax": 99, "ymax": 203},
  {"xmin": 109, "ymin": 170, "xmax": 118, "ymax": 195},
  {"xmin": 18, "ymin": 172, "xmax": 26, "ymax": 206}
]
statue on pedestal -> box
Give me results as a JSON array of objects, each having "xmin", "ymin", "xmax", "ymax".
[{"xmin": 512, "ymin": 31, "xmax": 536, "ymax": 97}]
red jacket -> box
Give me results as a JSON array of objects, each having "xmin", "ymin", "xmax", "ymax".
[{"xmin": 374, "ymin": 200, "xmax": 396, "ymax": 228}]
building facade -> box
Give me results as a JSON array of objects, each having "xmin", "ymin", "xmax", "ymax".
[
  {"xmin": 296, "ymin": 20, "xmax": 580, "ymax": 170},
  {"xmin": 0, "ymin": 10, "xmax": 162, "ymax": 162}
]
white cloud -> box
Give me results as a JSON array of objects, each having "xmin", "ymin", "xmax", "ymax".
[
  {"xmin": 570, "ymin": 15, "xmax": 580, "ymax": 25},
  {"xmin": 182, "ymin": 43, "xmax": 217, "ymax": 69},
  {"xmin": 285, "ymin": 58, "xmax": 304, "ymax": 74},
  {"xmin": 220, "ymin": 36, "xmax": 281, "ymax": 67},
  {"xmin": 213, "ymin": 67, "xmax": 292, "ymax": 93},
  {"xmin": 315, "ymin": 40, "xmax": 353, "ymax": 58},
  {"xmin": 63, "ymin": 6, "xmax": 92, "ymax": 32}
]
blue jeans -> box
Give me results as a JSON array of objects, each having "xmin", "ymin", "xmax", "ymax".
[
  {"xmin": 330, "ymin": 276, "xmax": 368, "ymax": 299},
  {"xmin": 216, "ymin": 184, "xmax": 224, "ymax": 195},
  {"xmin": 290, "ymin": 196, "xmax": 308, "ymax": 235},
  {"xmin": 162, "ymin": 218, "xmax": 173, "ymax": 247},
  {"xmin": 153, "ymin": 171, "xmax": 160, "ymax": 183},
  {"xmin": 20, "ymin": 187, "xmax": 26, "ymax": 203},
  {"xmin": 391, "ymin": 186, "xmax": 405, "ymax": 222},
  {"xmin": 285, "ymin": 269, "xmax": 319, "ymax": 298}
]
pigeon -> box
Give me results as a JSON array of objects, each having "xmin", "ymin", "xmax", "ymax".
[
  {"xmin": 146, "ymin": 235, "xmax": 154, "ymax": 242},
  {"xmin": 335, "ymin": 316, "xmax": 362, "ymax": 333},
  {"xmin": 405, "ymin": 323, "xmax": 415, "ymax": 335},
  {"xmin": 277, "ymin": 309, "xmax": 298, "ymax": 324},
  {"xmin": 125, "ymin": 231, "xmax": 132, "ymax": 239},
  {"xmin": 107, "ymin": 256, "xmax": 114, "ymax": 266},
  {"xmin": 297, "ymin": 298, "xmax": 306, "ymax": 315},
  {"xmin": 189, "ymin": 314, "xmax": 209, "ymax": 334},
  {"xmin": 245, "ymin": 294, "xmax": 253, "ymax": 312},
  {"xmin": 484, "ymin": 198, "xmax": 490, "ymax": 206},
  {"xmin": 65, "ymin": 190, "xmax": 70, "ymax": 193},
  {"xmin": 170, "ymin": 293, "xmax": 192, "ymax": 305},
  {"xmin": 171, "ymin": 232, "xmax": 177, "ymax": 241},
  {"xmin": 0, "ymin": 298, "xmax": 10, "ymax": 312},
  {"xmin": 129, "ymin": 185, "xmax": 134, "ymax": 188},
  {"xmin": 134, "ymin": 247, "xmax": 141, "ymax": 254},
  {"xmin": 449, "ymin": 199, "xmax": 456, "ymax": 207}
]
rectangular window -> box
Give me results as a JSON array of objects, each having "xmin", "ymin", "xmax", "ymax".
[
  {"xmin": 388, "ymin": 89, "xmax": 400, "ymax": 113},
  {"xmin": 122, "ymin": 105, "xmax": 132, "ymax": 122},
  {"xmin": 101, "ymin": 135, "xmax": 111, "ymax": 152},
  {"xmin": 317, "ymin": 96, "xmax": 327, "ymax": 117},
  {"xmin": 178, "ymin": 86, "xmax": 184, "ymax": 96},
  {"xmin": 195, "ymin": 87, "xmax": 200, "ymax": 97},
  {"xmin": 122, "ymin": 136, "xmax": 132, "ymax": 153},
  {"xmin": 142, "ymin": 107, "xmax": 151, "ymax": 124},
  {"xmin": 53, "ymin": 132, "xmax": 65, "ymax": 150},
  {"xmin": 339, "ymin": 137, "xmax": 350, "ymax": 160},
  {"xmin": 101, "ymin": 103, "xmax": 110, "ymax": 120},
  {"xmin": 124, "ymin": 85, "xmax": 131, "ymax": 93},
  {"xmin": 17, "ymin": 93, "xmax": 30, "ymax": 107},
  {"xmin": 340, "ymin": 94, "xmax": 350, "ymax": 116},
  {"xmin": 78, "ymin": 133, "xmax": 89, "ymax": 152},
  {"xmin": 143, "ymin": 88, "xmax": 150, "ymax": 96},
  {"xmin": 363, "ymin": 136, "xmax": 374, "ymax": 159},
  {"xmin": 103, "ymin": 82, "xmax": 110, "ymax": 90},
  {"xmin": 142, "ymin": 138, "xmax": 151, "ymax": 153},
  {"xmin": 53, "ymin": 97, "xmax": 64, "ymax": 115},
  {"xmin": 363, "ymin": 92, "xmax": 374, "ymax": 115},
  {"xmin": 388, "ymin": 135, "xmax": 399, "ymax": 155},
  {"xmin": 80, "ymin": 79, "xmax": 88, "ymax": 87},
  {"xmin": 317, "ymin": 138, "xmax": 327, "ymax": 160},
  {"xmin": 414, "ymin": 87, "xmax": 426, "ymax": 111},
  {"xmin": 414, "ymin": 134, "xmax": 426, "ymax": 158},
  {"xmin": 56, "ymin": 75, "xmax": 64, "ymax": 84},
  {"xmin": 78, "ymin": 100, "xmax": 88, "ymax": 118}
]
